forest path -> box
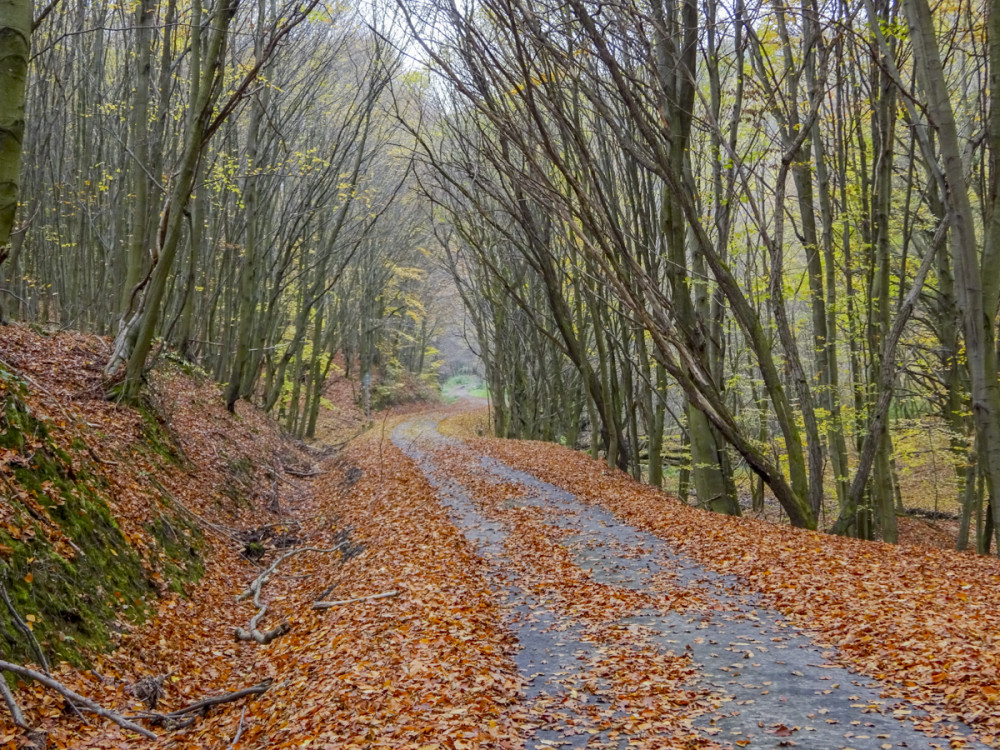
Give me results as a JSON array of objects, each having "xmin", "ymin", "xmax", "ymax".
[{"xmin": 393, "ymin": 412, "xmax": 984, "ymax": 750}]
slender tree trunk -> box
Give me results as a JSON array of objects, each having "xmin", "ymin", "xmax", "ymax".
[
  {"xmin": 905, "ymin": 0, "xmax": 1000, "ymax": 553},
  {"xmin": 107, "ymin": 0, "xmax": 239, "ymax": 399},
  {"xmin": 870, "ymin": 37, "xmax": 899, "ymax": 542},
  {"xmin": 122, "ymin": 0, "xmax": 156, "ymax": 317},
  {"xmin": 0, "ymin": 0, "xmax": 31, "ymax": 321},
  {"xmin": 225, "ymin": 0, "xmax": 268, "ymax": 411}
]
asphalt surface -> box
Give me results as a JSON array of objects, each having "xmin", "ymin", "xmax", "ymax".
[{"xmin": 392, "ymin": 415, "xmax": 985, "ymax": 750}]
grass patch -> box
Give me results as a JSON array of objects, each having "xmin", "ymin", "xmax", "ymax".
[{"xmin": 441, "ymin": 374, "xmax": 489, "ymax": 403}]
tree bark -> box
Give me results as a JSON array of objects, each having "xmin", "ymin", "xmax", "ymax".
[
  {"xmin": 904, "ymin": 0, "xmax": 1000, "ymax": 553},
  {"xmin": 0, "ymin": 0, "xmax": 31, "ymax": 313}
]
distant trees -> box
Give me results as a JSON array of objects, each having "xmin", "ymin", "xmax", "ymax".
[
  {"xmin": 5, "ymin": 0, "xmax": 439, "ymax": 436},
  {"xmin": 10, "ymin": 0, "xmax": 1000, "ymax": 553},
  {"xmin": 403, "ymin": 0, "xmax": 1000, "ymax": 551}
]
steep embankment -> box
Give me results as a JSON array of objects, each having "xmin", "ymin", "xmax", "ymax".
[
  {"xmin": 0, "ymin": 329, "xmax": 519, "ymax": 748},
  {"xmin": 0, "ymin": 326, "xmax": 300, "ymax": 666},
  {"xmin": 0, "ymin": 326, "xmax": 310, "ymax": 741}
]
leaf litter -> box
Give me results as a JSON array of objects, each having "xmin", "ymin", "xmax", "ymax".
[
  {"xmin": 2, "ymin": 327, "xmax": 997, "ymax": 750},
  {"xmin": 441, "ymin": 409, "xmax": 1000, "ymax": 748}
]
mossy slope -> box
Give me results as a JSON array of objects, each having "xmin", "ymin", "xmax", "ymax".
[{"xmin": 0, "ymin": 367, "xmax": 196, "ymax": 666}]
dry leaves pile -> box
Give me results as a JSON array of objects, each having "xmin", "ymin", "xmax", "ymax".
[
  {"xmin": 258, "ymin": 433, "xmax": 522, "ymax": 749},
  {"xmin": 464, "ymin": 429, "xmax": 1000, "ymax": 746}
]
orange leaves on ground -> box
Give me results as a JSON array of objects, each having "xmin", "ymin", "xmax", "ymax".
[
  {"xmin": 0, "ymin": 330, "xmax": 520, "ymax": 748},
  {"xmin": 472, "ymin": 432, "xmax": 1000, "ymax": 746},
  {"xmin": 252, "ymin": 437, "xmax": 522, "ymax": 749}
]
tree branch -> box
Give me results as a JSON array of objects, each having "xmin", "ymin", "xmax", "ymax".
[
  {"xmin": 312, "ymin": 590, "xmax": 398, "ymax": 609},
  {"xmin": 0, "ymin": 660, "xmax": 156, "ymax": 739}
]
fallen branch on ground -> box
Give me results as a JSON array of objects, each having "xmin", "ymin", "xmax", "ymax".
[
  {"xmin": 132, "ymin": 681, "xmax": 272, "ymax": 727},
  {"xmin": 283, "ymin": 466, "xmax": 322, "ymax": 478},
  {"xmin": 313, "ymin": 580, "xmax": 339, "ymax": 601},
  {"xmin": 0, "ymin": 582, "xmax": 50, "ymax": 674},
  {"xmin": 324, "ymin": 427, "xmax": 368, "ymax": 454},
  {"xmin": 264, "ymin": 466, "xmax": 301, "ymax": 489},
  {"xmin": 0, "ymin": 659, "xmax": 156, "ymax": 739},
  {"xmin": 235, "ymin": 545, "xmax": 344, "ymax": 643},
  {"xmin": 312, "ymin": 590, "xmax": 399, "ymax": 609},
  {"xmin": 237, "ymin": 545, "xmax": 345, "ymax": 601},
  {"xmin": 234, "ymin": 619, "xmax": 289, "ymax": 644},
  {"xmin": 0, "ymin": 582, "xmax": 89, "ymax": 725},
  {"xmin": 0, "ymin": 676, "xmax": 27, "ymax": 729},
  {"xmin": 227, "ymin": 706, "xmax": 248, "ymax": 749},
  {"xmin": 146, "ymin": 473, "xmax": 245, "ymax": 547},
  {"xmin": 125, "ymin": 674, "xmax": 166, "ymax": 710}
]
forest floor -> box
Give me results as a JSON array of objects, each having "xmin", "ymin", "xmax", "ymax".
[{"xmin": 1, "ymin": 329, "xmax": 999, "ymax": 749}]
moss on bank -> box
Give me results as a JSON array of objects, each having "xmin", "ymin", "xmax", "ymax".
[
  {"xmin": 149, "ymin": 511, "xmax": 204, "ymax": 595},
  {"xmin": 0, "ymin": 367, "xmax": 201, "ymax": 668}
]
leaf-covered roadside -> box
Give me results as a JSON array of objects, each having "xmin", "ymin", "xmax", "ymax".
[
  {"xmin": 109, "ymin": 430, "xmax": 523, "ymax": 750},
  {"xmin": 255, "ymin": 434, "xmax": 523, "ymax": 749},
  {"xmin": 0, "ymin": 329, "xmax": 521, "ymax": 747},
  {"xmin": 458, "ymin": 427, "xmax": 1000, "ymax": 746}
]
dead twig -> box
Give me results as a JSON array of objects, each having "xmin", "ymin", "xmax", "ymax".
[
  {"xmin": 312, "ymin": 590, "xmax": 399, "ymax": 609},
  {"xmin": 236, "ymin": 545, "xmax": 345, "ymax": 601},
  {"xmin": 227, "ymin": 706, "xmax": 248, "ymax": 749},
  {"xmin": 0, "ymin": 659, "xmax": 156, "ymax": 739},
  {"xmin": 146, "ymin": 473, "xmax": 247, "ymax": 549},
  {"xmin": 234, "ymin": 619, "xmax": 289, "ymax": 645},
  {"xmin": 133, "ymin": 681, "xmax": 272, "ymax": 725},
  {"xmin": 264, "ymin": 465, "xmax": 301, "ymax": 490},
  {"xmin": 312, "ymin": 580, "xmax": 339, "ymax": 601},
  {"xmin": 283, "ymin": 466, "xmax": 322, "ymax": 478}
]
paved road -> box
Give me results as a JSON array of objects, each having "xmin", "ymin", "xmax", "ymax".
[{"xmin": 393, "ymin": 415, "xmax": 985, "ymax": 750}]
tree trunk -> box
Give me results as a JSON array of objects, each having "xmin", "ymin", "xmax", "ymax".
[
  {"xmin": 0, "ymin": 0, "xmax": 31, "ymax": 315},
  {"xmin": 905, "ymin": 0, "xmax": 1000, "ymax": 553}
]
